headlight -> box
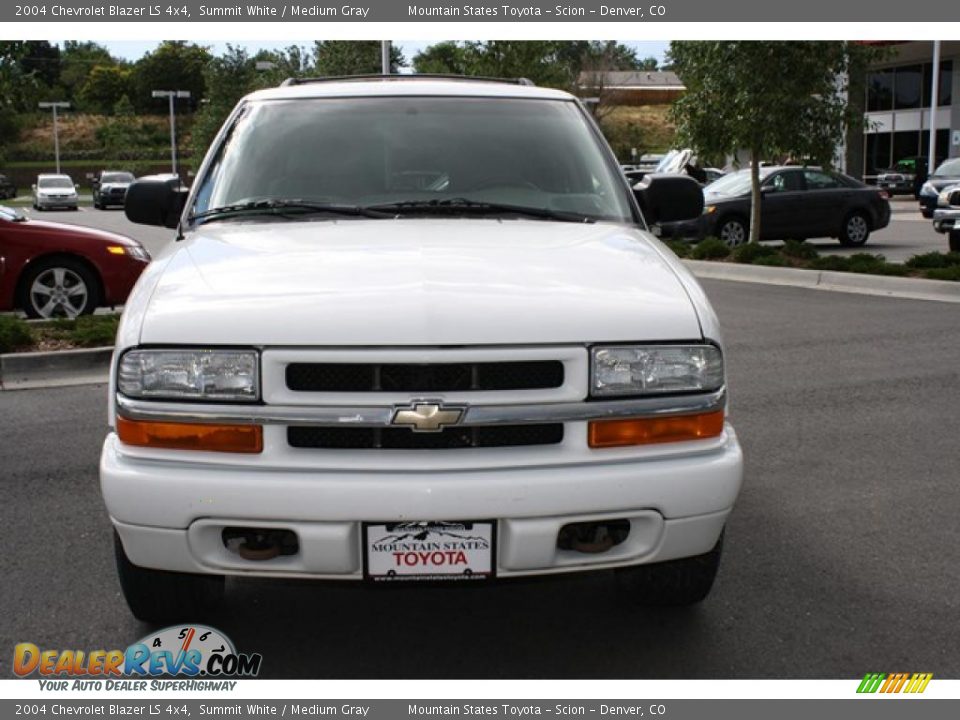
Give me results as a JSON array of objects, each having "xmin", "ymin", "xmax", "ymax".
[
  {"xmin": 591, "ymin": 345, "xmax": 723, "ymax": 397},
  {"xmin": 703, "ymin": 205, "xmax": 717, "ymax": 215},
  {"xmin": 920, "ymin": 182, "xmax": 936, "ymax": 197},
  {"xmin": 118, "ymin": 349, "xmax": 259, "ymax": 401},
  {"xmin": 108, "ymin": 244, "xmax": 151, "ymax": 261}
]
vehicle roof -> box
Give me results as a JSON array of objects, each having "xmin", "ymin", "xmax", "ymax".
[
  {"xmin": 247, "ymin": 76, "xmax": 574, "ymax": 103},
  {"xmin": 37, "ymin": 173, "xmax": 72, "ymax": 178}
]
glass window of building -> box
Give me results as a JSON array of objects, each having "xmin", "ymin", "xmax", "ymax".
[
  {"xmin": 894, "ymin": 65, "xmax": 922, "ymax": 109},
  {"xmin": 867, "ymin": 69, "xmax": 894, "ymax": 111},
  {"xmin": 922, "ymin": 60, "xmax": 953, "ymax": 107},
  {"xmin": 865, "ymin": 133, "xmax": 892, "ymax": 176}
]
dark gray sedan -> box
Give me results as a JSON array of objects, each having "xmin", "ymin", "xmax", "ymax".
[{"xmin": 661, "ymin": 166, "xmax": 891, "ymax": 246}]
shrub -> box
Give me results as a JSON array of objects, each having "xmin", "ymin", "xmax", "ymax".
[
  {"xmin": 781, "ymin": 239, "xmax": 819, "ymax": 260},
  {"xmin": 664, "ymin": 240, "xmax": 691, "ymax": 258},
  {"xmin": 732, "ymin": 243, "xmax": 778, "ymax": 264},
  {"xmin": 0, "ymin": 315, "xmax": 33, "ymax": 354},
  {"xmin": 690, "ymin": 237, "xmax": 731, "ymax": 260},
  {"xmin": 905, "ymin": 252, "xmax": 960, "ymax": 270},
  {"xmin": 924, "ymin": 266, "xmax": 960, "ymax": 282},
  {"xmin": 843, "ymin": 253, "xmax": 907, "ymax": 276},
  {"xmin": 752, "ymin": 254, "xmax": 789, "ymax": 267}
]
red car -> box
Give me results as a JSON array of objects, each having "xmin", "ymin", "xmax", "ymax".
[{"xmin": 0, "ymin": 205, "xmax": 150, "ymax": 318}]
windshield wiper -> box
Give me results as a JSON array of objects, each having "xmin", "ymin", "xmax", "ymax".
[
  {"xmin": 190, "ymin": 199, "xmax": 392, "ymax": 224},
  {"xmin": 367, "ymin": 198, "xmax": 596, "ymax": 224}
]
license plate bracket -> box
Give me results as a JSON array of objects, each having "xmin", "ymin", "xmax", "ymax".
[{"xmin": 363, "ymin": 520, "xmax": 496, "ymax": 583}]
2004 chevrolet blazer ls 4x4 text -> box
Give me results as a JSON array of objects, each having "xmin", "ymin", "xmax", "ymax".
[{"xmin": 101, "ymin": 75, "xmax": 743, "ymax": 621}]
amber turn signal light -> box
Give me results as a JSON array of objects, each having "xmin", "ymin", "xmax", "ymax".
[
  {"xmin": 116, "ymin": 417, "xmax": 263, "ymax": 453},
  {"xmin": 588, "ymin": 411, "xmax": 725, "ymax": 448}
]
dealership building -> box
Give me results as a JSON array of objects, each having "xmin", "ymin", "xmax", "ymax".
[{"xmin": 858, "ymin": 41, "xmax": 960, "ymax": 178}]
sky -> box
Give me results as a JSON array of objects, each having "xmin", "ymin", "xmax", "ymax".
[{"xmin": 82, "ymin": 40, "xmax": 670, "ymax": 67}]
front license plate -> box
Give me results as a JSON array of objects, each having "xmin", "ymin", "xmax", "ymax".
[{"xmin": 363, "ymin": 521, "xmax": 495, "ymax": 582}]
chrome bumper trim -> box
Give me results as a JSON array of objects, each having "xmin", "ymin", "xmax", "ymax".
[{"xmin": 116, "ymin": 389, "xmax": 726, "ymax": 427}]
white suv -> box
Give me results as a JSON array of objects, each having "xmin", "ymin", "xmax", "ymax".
[{"xmin": 102, "ymin": 76, "xmax": 743, "ymax": 621}]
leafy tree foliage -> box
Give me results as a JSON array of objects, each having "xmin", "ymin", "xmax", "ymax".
[
  {"xmin": 131, "ymin": 41, "xmax": 211, "ymax": 112},
  {"xmin": 669, "ymin": 41, "xmax": 874, "ymax": 242},
  {"xmin": 60, "ymin": 42, "xmax": 119, "ymax": 105},
  {"xmin": 80, "ymin": 65, "xmax": 132, "ymax": 114},
  {"xmin": 313, "ymin": 41, "xmax": 405, "ymax": 75}
]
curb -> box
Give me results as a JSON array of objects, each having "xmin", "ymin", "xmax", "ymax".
[
  {"xmin": 684, "ymin": 260, "xmax": 960, "ymax": 304},
  {"xmin": 0, "ymin": 347, "xmax": 112, "ymax": 391}
]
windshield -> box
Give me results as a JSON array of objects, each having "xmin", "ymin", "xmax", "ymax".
[
  {"xmin": 933, "ymin": 158, "xmax": 960, "ymax": 177},
  {"xmin": 101, "ymin": 172, "xmax": 134, "ymax": 183},
  {"xmin": 39, "ymin": 177, "xmax": 73, "ymax": 189},
  {"xmin": 193, "ymin": 97, "xmax": 634, "ymax": 224}
]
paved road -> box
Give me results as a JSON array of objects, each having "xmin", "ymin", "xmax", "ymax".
[
  {"xmin": 15, "ymin": 196, "xmax": 950, "ymax": 264},
  {"xmin": 2, "ymin": 280, "xmax": 958, "ymax": 679}
]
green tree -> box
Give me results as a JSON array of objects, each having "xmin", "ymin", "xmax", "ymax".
[
  {"xmin": 60, "ymin": 41, "xmax": 118, "ymax": 104},
  {"xmin": 669, "ymin": 41, "xmax": 873, "ymax": 243},
  {"xmin": 313, "ymin": 41, "xmax": 404, "ymax": 75},
  {"xmin": 413, "ymin": 41, "xmax": 645, "ymax": 90},
  {"xmin": 79, "ymin": 65, "xmax": 132, "ymax": 114},
  {"xmin": 131, "ymin": 41, "xmax": 210, "ymax": 112}
]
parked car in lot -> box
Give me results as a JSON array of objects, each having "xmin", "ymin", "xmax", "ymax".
[
  {"xmin": 102, "ymin": 75, "xmax": 742, "ymax": 621},
  {"xmin": 0, "ymin": 204, "xmax": 150, "ymax": 318},
  {"xmin": 0, "ymin": 173, "xmax": 17, "ymax": 200},
  {"xmin": 877, "ymin": 155, "xmax": 937, "ymax": 198},
  {"xmin": 932, "ymin": 184, "xmax": 960, "ymax": 252},
  {"xmin": 919, "ymin": 158, "xmax": 960, "ymax": 218},
  {"xmin": 93, "ymin": 170, "xmax": 136, "ymax": 209},
  {"xmin": 32, "ymin": 174, "xmax": 79, "ymax": 211},
  {"xmin": 661, "ymin": 166, "xmax": 891, "ymax": 246}
]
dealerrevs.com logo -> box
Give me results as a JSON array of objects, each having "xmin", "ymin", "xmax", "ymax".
[{"xmin": 14, "ymin": 625, "xmax": 261, "ymax": 688}]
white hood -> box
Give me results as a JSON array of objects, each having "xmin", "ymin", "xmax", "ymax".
[{"xmin": 136, "ymin": 219, "xmax": 703, "ymax": 346}]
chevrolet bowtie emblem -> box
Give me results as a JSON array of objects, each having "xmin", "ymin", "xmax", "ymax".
[{"xmin": 392, "ymin": 402, "xmax": 464, "ymax": 433}]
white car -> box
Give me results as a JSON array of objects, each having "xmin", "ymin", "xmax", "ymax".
[
  {"xmin": 32, "ymin": 173, "xmax": 79, "ymax": 210},
  {"xmin": 101, "ymin": 76, "xmax": 743, "ymax": 621}
]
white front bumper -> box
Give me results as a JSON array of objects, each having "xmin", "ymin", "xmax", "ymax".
[{"xmin": 102, "ymin": 426, "xmax": 743, "ymax": 579}]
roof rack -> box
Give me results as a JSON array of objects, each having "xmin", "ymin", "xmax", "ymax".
[{"xmin": 279, "ymin": 73, "xmax": 536, "ymax": 88}]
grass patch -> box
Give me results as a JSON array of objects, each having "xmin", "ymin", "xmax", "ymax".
[
  {"xmin": 905, "ymin": 252, "xmax": 960, "ymax": 270},
  {"xmin": 1, "ymin": 314, "xmax": 119, "ymax": 353},
  {"xmin": 0, "ymin": 315, "xmax": 33, "ymax": 353},
  {"xmin": 664, "ymin": 239, "xmax": 691, "ymax": 258},
  {"xmin": 780, "ymin": 239, "xmax": 820, "ymax": 260},
  {"xmin": 732, "ymin": 243, "xmax": 778, "ymax": 264},
  {"xmin": 690, "ymin": 237, "xmax": 730, "ymax": 260},
  {"xmin": 924, "ymin": 266, "xmax": 960, "ymax": 282}
]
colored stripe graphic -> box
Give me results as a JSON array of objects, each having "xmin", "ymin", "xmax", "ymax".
[{"xmin": 857, "ymin": 672, "xmax": 932, "ymax": 693}]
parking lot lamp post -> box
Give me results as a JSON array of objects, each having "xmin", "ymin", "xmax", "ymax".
[
  {"xmin": 928, "ymin": 40, "xmax": 941, "ymax": 177},
  {"xmin": 381, "ymin": 41, "xmax": 392, "ymax": 74},
  {"xmin": 152, "ymin": 90, "xmax": 191, "ymax": 177},
  {"xmin": 37, "ymin": 102, "xmax": 70, "ymax": 174}
]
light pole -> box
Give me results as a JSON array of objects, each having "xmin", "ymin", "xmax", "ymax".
[
  {"xmin": 381, "ymin": 41, "xmax": 392, "ymax": 75},
  {"xmin": 152, "ymin": 90, "xmax": 191, "ymax": 176},
  {"xmin": 38, "ymin": 101, "xmax": 70, "ymax": 174}
]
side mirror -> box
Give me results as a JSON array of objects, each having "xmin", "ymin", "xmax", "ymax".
[
  {"xmin": 31, "ymin": 184, "xmax": 37, "ymax": 190},
  {"xmin": 633, "ymin": 173, "xmax": 704, "ymax": 225},
  {"xmin": 74, "ymin": 183, "xmax": 80, "ymax": 189},
  {"xmin": 125, "ymin": 175, "xmax": 189, "ymax": 229}
]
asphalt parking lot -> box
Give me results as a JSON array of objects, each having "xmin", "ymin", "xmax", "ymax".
[
  {"xmin": 10, "ymin": 195, "xmax": 950, "ymax": 264},
  {"xmin": 2, "ymin": 279, "xmax": 958, "ymax": 679}
]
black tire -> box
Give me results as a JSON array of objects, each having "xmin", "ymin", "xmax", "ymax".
[
  {"xmin": 949, "ymin": 232, "xmax": 960, "ymax": 254},
  {"xmin": 839, "ymin": 211, "xmax": 870, "ymax": 247},
  {"xmin": 19, "ymin": 257, "xmax": 100, "ymax": 319},
  {"xmin": 114, "ymin": 531, "xmax": 225, "ymax": 623},
  {"xmin": 615, "ymin": 530, "xmax": 724, "ymax": 607},
  {"xmin": 717, "ymin": 216, "xmax": 748, "ymax": 247}
]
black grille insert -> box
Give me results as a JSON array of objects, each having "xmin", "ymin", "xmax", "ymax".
[
  {"xmin": 288, "ymin": 424, "xmax": 563, "ymax": 450},
  {"xmin": 286, "ymin": 361, "xmax": 564, "ymax": 393}
]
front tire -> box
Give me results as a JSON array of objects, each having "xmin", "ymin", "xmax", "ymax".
[
  {"xmin": 114, "ymin": 531, "xmax": 225, "ymax": 623},
  {"xmin": 717, "ymin": 216, "xmax": 748, "ymax": 247},
  {"xmin": 615, "ymin": 530, "xmax": 724, "ymax": 606},
  {"xmin": 20, "ymin": 257, "xmax": 99, "ymax": 319},
  {"xmin": 839, "ymin": 211, "xmax": 870, "ymax": 247}
]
